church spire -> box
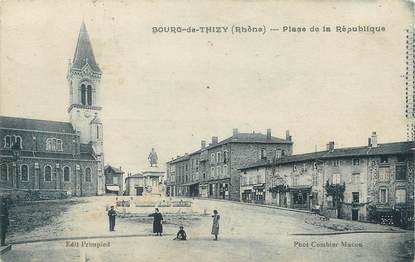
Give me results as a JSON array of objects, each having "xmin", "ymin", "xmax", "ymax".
[{"xmin": 71, "ymin": 22, "xmax": 101, "ymax": 73}]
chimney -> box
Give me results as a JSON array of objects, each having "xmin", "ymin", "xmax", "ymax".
[
  {"xmin": 201, "ymin": 140, "xmax": 206, "ymax": 149},
  {"xmin": 266, "ymin": 129, "xmax": 272, "ymax": 140},
  {"xmin": 233, "ymin": 128, "xmax": 239, "ymax": 136},
  {"xmin": 119, "ymin": 166, "xmax": 122, "ymax": 171},
  {"xmin": 368, "ymin": 137, "xmax": 372, "ymax": 147},
  {"xmin": 327, "ymin": 141, "xmax": 335, "ymax": 152},
  {"xmin": 285, "ymin": 130, "xmax": 292, "ymax": 141},
  {"xmin": 371, "ymin": 132, "xmax": 378, "ymax": 148},
  {"xmin": 212, "ymin": 136, "xmax": 218, "ymax": 144}
]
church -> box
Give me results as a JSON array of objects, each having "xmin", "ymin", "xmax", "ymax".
[{"xmin": 0, "ymin": 22, "xmax": 105, "ymax": 196}]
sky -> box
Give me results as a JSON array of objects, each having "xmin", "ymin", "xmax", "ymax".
[{"xmin": 0, "ymin": 0, "xmax": 413, "ymax": 173}]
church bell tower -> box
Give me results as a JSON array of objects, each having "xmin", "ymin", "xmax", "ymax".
[
  {"xmin": 67, "ymin": 22, "xmax": 103, "ymax": 144},
  {"xmin": 67, "ymin": 22, "xmax": 105, "ymax": 194}
]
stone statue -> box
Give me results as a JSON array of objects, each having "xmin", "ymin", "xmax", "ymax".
[{"xmin": 148, "ymin": 148, "xmax": 158, "ymax": 167}]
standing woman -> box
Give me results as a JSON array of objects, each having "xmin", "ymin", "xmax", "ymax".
[
  {"xmin": 211, "ymin": 210, "xmax": 220, "ymax": 241},
  {"xmin": 149, "ymin": 208, "xmax": 163, "ymax": 236}
]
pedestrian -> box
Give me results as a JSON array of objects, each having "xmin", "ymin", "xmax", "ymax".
[
  {"xmin": 173, "ymin": 226, "xmax": 187, "ymax": 240},
  {"xmin": 0, "ymin": 198, "xmax": 10, "ymax": 246},
  {"xmin": 211, "ymin": 210, "xmax": 220, "ymax": 241},
  {"xmin": 107, "ymin": 206, "xmax": 117, "ymax": 232},
  {"xmin": 149, "ymin": 208, "xmax": 163, "ymax": 236}
]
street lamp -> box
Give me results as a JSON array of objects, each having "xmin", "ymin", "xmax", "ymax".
[{"xmin": 11, "ymin": 142, "xmax": 21, "ymax": 188}]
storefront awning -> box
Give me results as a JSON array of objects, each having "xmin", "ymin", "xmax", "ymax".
[
  {"xmin": 241, "ymin": 185, "xmax": 253, "ymax": 191},
  {"xmin": 289, "ymin": 186, "xmax": 312, "ymax": 192},
  {"xmin": 106, "ymin": 185, "xmax": 120, "ymax": 191},
  {"xmin": 181, "ymin": 182, "xmax": 199, "ymax": 186},
  {"xmin": 253, "ymin": 184, "xmax": 265, "ymax": 190}
]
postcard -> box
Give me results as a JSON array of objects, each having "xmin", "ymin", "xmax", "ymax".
[{"xmin": 0, "ymin": 0, "xmax": 413, "ymax": 261}]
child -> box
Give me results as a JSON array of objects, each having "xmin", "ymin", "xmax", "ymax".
[{"xmin": 173, "ymin": 226, "xmax": 187, "ymax": 240}]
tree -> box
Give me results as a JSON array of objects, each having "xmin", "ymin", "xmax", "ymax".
[{"xmin": 325, "ymin": 180, "xmax": 345, "ymax": 218}]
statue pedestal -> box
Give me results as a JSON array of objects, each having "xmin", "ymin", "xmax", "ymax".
[{"xmin": 142, "ymin": 167, "xmax": 165, "ymax": 196}]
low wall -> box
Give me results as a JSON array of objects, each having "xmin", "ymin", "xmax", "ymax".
[{"xmin": 0, "ymin": 188, "xmax": 70, "ymax": 202}]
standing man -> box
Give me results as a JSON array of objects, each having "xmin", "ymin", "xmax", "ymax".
[
  {"xmin": 149, "ymin": 208, "xmax": 163, "ymax": 236},
  {"xmin": 107, "ymin": 206, "xmax": 117, "ymax": 232},
  {"xmin": 0, "ymin": 198, "xmax": 10, "ymax": 246}
]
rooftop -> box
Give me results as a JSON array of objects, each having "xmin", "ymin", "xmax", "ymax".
[
  {"xmin": 168, "ymin": 132, "xmax": 292, "ymax": 164},
  {"xmin": 71, "ymin": 22, "xmax": 101, "ymax": 73},
  {"xmin": 125, "ymin": 173, "xmax": 143, "ymax": 179},
  {"xmin": 104, "ymin": 165, "xmax": 124, "ymax": 174},
  {"xmin": 0, "ymin": 116, "xmax": 75, "ymax": 134},
  {"xmin": 240, "ymin": 141, "xmax": 415, "ymax": 170}
]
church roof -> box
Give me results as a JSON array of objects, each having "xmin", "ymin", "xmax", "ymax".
[
  {"xmin": 71, "ymin": 22, "xmax": 101, "ymax": 73},
  {"xmin": 0, "ymin": 116, "xmax": 75, "ymax": 134}
]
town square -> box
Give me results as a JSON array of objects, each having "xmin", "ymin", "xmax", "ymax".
[
  {"xmin": 1, "ymin": 196, "xmax": 413, "ymax": 262},
  {"xmin": 0, "ymin": 1, "xmax": 414, "ymax": 261}
]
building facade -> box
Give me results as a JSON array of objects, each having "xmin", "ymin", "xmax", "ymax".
[
  {"xmin": 166, "ymin": 159, "xmax": 176, "ymax": 197},
  {"xmin": 0, "ymin": 22, "xmax": 105, "ymax": 196},
  {"xmin": 104, "ymin": 165, "xmax": 124, "ymax": 195},
  {"xmin": 166, "ymin": 128, "xmax": 293, "ymax": 201},
  {"xmin": 240, "ymin": 133, "xmax": 414, "ymax": 225},
  {"xmin": 406, "ymin": 28, "xmax": 415, "ymax": 141}
]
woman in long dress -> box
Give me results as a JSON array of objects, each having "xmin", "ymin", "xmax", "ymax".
[
  {"xmin": 149, "ymin": 208, "xmax": 163, "ymax": 236},
  {"xmin": 211, "ymin": 210, "xmax": 220, "ymax": 240}
]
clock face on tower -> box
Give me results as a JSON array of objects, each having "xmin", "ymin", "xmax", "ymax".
[{"xmin": 84, "ymin": 110, "xmax": 91, "ymax": 118}]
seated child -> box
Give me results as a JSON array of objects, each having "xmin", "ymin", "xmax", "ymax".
[{"xmin": 173, "ymin": 226, "xmax": 187, "ymax": 240}]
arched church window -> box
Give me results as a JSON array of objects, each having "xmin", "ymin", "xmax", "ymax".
[
  {"xmin": 46, "ymin": 138, "xmax": 63, "ymax": 152},
  {"xmin": 96, "ymin": 125, "xmax": 100, "ymax": 139},
  {"xmin": 81, "ymin": 84, "xmax": 86, "ymax": 105},
  {"xmin": 16, "ymin": 136, "xmax": 21, "ymax": 148},
  {"xmin": 4, "ymin": 136, "xmax": 11, "ymax": 148},
  {"xmin": 44, "ymin": 165, "xmax": 52, "ymax": 182},
  {"xmin": 52, "ymin": 138, "xmax": 57, "ymax": 151},
  {"xmin": 4, "ymin": 135, "xmax": 22, "ymax": 149},
  {"xmin": 63, "ymin": 166, "xmax": 70, "ymax": 182},
  {"xmin": 57, "ymin": 140, "xmax": 63, "ymax": 151},
  {"xmin": 46, "ymin": 138, "xmax": 52, "ymax": 151},
  {"xmin": 87, "ymin": 85, "xmax": 92, "ymax": 106}
]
